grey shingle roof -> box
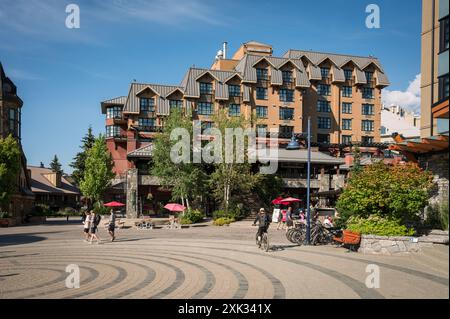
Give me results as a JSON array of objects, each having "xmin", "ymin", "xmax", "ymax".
[
  {"xmin": 284, "ymin": 49, "xmax": 390, "ymax": 87},
  {"xmin": 123, "ymin": 83, "xmax": 183, "ymax": 115},
  {"xmin": 257, "ymin": 148, "xmax": 345, "ymax": 165},
  {"xmin": 127, "ymin": 143, "xmax": 153, "ymax": 158},
  {"xmin": 28, "ymin": 166, "xmax": 80, "ymax": 195},
  {"xmin": 101, "ymin": 96, "xmax": 127, "ymax": 114}
]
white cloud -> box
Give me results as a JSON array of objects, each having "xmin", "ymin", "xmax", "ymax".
[{"xmin": 382, "ymin": 74, "xmax": 421, "ymax": 114}]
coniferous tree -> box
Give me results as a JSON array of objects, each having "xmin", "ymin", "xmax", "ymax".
[
  {"xmin": 70, "ymin": 126, "xmax": 96, "ymax": 185},
  {"xmin": 49, "ymin": 154, "xmax": 63, "ymax": 174}
]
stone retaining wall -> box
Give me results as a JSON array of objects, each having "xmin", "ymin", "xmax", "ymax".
[{"xmin": 359, "ymin": 230, "xmax": 449, "ymax": 255}]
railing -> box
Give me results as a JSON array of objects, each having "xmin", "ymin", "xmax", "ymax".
[
  {"xmin": 199, "ymin": 92, "xmax": 215, "ymax": 103},
  {"xmin": 281, "ymin": 81, "xmax": 295, "ymax": 89},
  {"xmin": 137, "ymin": 126, "xmax": 162, "ymax": 133},
  {"xmin": 229, "ymin": 94, "xmax": 243, "ymax": 104},
  {"xmin": 256, "ymin": 77, "xmax": 271, "ymax": 88}
]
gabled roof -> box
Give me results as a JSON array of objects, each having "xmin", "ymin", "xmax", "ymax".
[
  {"xmin": 127, "ymin": 143, "xmax": 153, "ymax": 158},
  {"xmin": 123, "ymin": 83, "xmax": 183, "ymax": 114},
  {"xmin": 180, "ymin": 67, "xmax": 240, "ymax": 98},
  {"xmin": 28, "ymin": 166, "xmax": 80, "ymax": 195},
  {"xmin": 284, "ymin": 49, "xmax": 389, "ymax": 87},
  {"xmin": 100, "ymin": 96, "xmax": 127, "ymax": 114}
]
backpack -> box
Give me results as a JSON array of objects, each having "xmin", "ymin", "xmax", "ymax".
[{"xmin": 94, "ymin": 214, "xmax": 101, "ymax": 226}]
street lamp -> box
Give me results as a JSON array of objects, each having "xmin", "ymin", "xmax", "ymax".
[{"xmin": 285, "ymin": 117, "xmax": 311, "ymax": 245}]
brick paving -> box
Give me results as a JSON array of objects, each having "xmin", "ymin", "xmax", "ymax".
[{"xmin": 0, "ymin": 218, "xmax": 448, "ymax": 299}]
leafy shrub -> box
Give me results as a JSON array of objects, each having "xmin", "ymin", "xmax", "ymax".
[
  {"xmin": 213, "ymin": 205, "xmax": 248, "ymax": 221},
  {"xmin": 181, "ymin": 208, "xmax": 204, "ymax": 224},
  {"xmin": 213, "ymin": 217, "xmax": 235, "ymax": 226},
  {"xmin": 0, "ymin": 211, "xmax": 11, "ymax": 219},
  {"xmin": 336, "ymin": 162, "xmax": 433, "ymax": 224},
  {"xmin": 425, "ymin": 199, "xmax": 449, "ymax": 230},
  {"xmin": 346, "ymin": 215, "xmax": 415, "ymax": 236},
  {"xmin": 179, "ymin": 216, "xmax": 193, "ymax": 225}
]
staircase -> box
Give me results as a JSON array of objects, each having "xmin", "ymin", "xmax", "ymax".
[{"xmin": 241, "ymin": 193, "xmax": 268, "ymax": 221}]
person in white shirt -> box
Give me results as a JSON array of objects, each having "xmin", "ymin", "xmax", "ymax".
[
  {"xmin": 323, "ymin": 215, "xmax": 334, "ymax": 228},
  {"xmin": 83, "ymin": 211, "xmax": 91, "ymax": 241}
]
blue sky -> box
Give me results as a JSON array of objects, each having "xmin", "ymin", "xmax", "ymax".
[{"xmin": 0, "ymin": 0, "xmax": 422, "ymax": 173}]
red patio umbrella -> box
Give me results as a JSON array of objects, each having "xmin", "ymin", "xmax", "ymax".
[
  {"xmin": 272, "ymin": 197, "xmax": 283, "ymax": 205},
  {"xmin": 164, "ymin": 203, "xmax": 186, "ymax": 212},
  {"xmin": 280, "ymin": 197, "xmax": 301, "ymax": 205},
  {"xmin": 104, "ymin": 201, "xmax": 125, "ymax": 207}
]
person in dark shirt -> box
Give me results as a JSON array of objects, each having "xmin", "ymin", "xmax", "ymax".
[{"xmin": 252, "ymin": 208, "xmax": 271, "ymax": 242}]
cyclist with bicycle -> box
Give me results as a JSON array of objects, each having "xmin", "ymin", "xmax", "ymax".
[{"xmin": 252, "ymin": 208, "xmax": 271, "ymax": 243}]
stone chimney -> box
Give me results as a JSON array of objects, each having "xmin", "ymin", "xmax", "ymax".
[{"xmin": 44, "ymin": 172, "xmax": 62, "ymax": 188}]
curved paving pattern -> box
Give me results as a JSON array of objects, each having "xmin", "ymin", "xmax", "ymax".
[{"xmin": 0, "ymin": 224, "xmax": 448, "ymax": 299}]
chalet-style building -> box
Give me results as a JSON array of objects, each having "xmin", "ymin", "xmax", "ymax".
[{"xmin": 100, "ymin": 41, "xmax": 391, "ymax": 217}]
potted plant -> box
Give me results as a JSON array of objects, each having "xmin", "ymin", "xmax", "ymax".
[{"xmin": 0, "ymin": 211, "xmax": 11, "ymax": 227}]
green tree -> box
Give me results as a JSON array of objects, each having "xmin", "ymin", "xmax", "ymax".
[
  {"xmin": 70, "ymin": 126, "xmax": 96, "ymax": 185},
  {"xmin": 209, "ymin": 109, "xmax": 258, "ymax": 212},
  {"xmin": 336, "ymin": 162, "xmax": 433, "ymax": 224},
  {"xmin": 150, "ymin": 108, "xmax": 206, "ymax": 209},
  {"xmin": 79, "ymin": 135, "xmax": 114, "ymax": 207},
  {"xmin": 49, "ymin": 154, "xmax": 63, "ymax": 174},
  {"xmin": 0, "ymin": 135, "xmax": 21, "ymax": 210}
]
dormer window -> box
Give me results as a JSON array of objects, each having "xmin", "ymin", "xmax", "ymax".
[
  {"xmin": 256, "ymin": 68, "xmax": 268, "ymax": 81},
  {"xmin": 344, "ymin": 69, "xmax": 353, "ymax": 81},
  {"xmin": 282, "ymin": 71, "xmax": 293, "ymax": 84},
  {"xmin": 228, "ymin": 85, "xmax": 241, "ymax": 97},
  {"xmin": 140, "ymin": 98, "xmax": 155, "ymax": 112},
  {"xmin": 320, "ymin": 67, "xmax": 330, "ymax": 78},
  {"xmin": 365, "ymin": 71, "xmax": 374, "ymax": 82},
  {"xmin": 200, "ymin": 82, "xmax": 213, "ymax": 95}
]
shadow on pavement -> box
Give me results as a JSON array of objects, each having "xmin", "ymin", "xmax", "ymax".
[{"xmin": 0, "ymin": 231, "xmax": 65, "ymax": 247}]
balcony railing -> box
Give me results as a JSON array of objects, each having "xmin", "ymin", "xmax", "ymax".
[
  {"xmin": 199, "ymin": 92, "xmax": 215, "ymax": 103},
  {"xmin": 137, "ymin": 126, "xmax": 162, "ymax": 133},
  {"xmin": 229, "ymin": 94, "xmax": 243, "ymax": 104},
  {"xmin": 256, "ymin": 77, "xmax": 271, "ymax": 88}
]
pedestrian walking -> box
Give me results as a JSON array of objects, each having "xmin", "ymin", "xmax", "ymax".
[
  {"xmin": 285, "ymin": 206, "xmax": 294, "ymax": 230},
  {"xmin": 83, "ymin": 211, "xmax": 91, "ymax": 241},
  {"xmin": 89, "ymin": 211, "xmax": 102, "ymax": 244},
  {"xmin": 105, "ymin": 209, "xmax": 116, "ymax": 242}
]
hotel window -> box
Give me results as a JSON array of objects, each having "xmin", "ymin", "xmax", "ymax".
[
  {"xmin": 279, "ymin": 125, "xmax": 294, "ymax": 137},
  {"xmin": 318, "ymin": 117, "xmax": 331, "ymax": 129},
  {"xmin": 139, "ymin": 118, "xmax": 155, "ymax": 128},
  {"xmin": 256, "ymin": 124, "xmax": 268, "ymax": 136},
  {"xmin": 440, "ymin": 16, "xmax": 449, "ymax": 52},
  {"xmin": 282, "ymin": 71, "xmax": 293, "ymax": 83},
  {"xmin": 365, "ymin": 71, "xmax": 374, "ymax": 82},
  {"xmin": 228, "ymin": 85, "xmax": 241, "ymax": 97},
  {"xmin": 228, "ymin": 104, "xmax": 240, "ymax": 117},
  {"xmin": 198, "ymin": 102, "xmax": 213, "ymax": 115},
  {"xmin": 342, "ymin": 119, "xmax": 352, "ymax": 130},
  {"xmin": 140, "ymin": 98, "xmax": 155, "ymax": 112},
  {"xmin": 362, "ymin": 87, "xmax": 374, "ymax": 99},
  {"xmin": 317, "ymin": 100, "xmax": 331, "ymax": 113},
  {"xmin": 344, "ymin": 69, "xmax": 353, "ymax": 81},
  {"xmin": 438, "ymin": 74, "xmax": 449, "ymax": 101},
  {"xmin": 256, "ymin": 87, "xmax": 268, "ymax": 100},
  {"xmin": 362, "ymin": 103, "xmax": 375, "ymax": 115},
  {"xmin": 200, "ymin": 82, "xmax": 213, "ymax": 95},
  {"xmin": 342, "ymin": 86, "xmax": 352, "ymax": 97},
  {"xmin": 106, "ymin": 106, "xmax": 122, "ymax": 119},
  {"xmin": 279, "ymin": 107, "xmax": 294, "ymax": 120},
  {"xmin": 8, "ymin": 108, "xmax": 18, "ymax": 136},
  {"xmin": 342, "ymin": 102, "xmax": 352, "ymax": 114},
  {"xmin": 256, "ymin": 68, "xmax": 268, "ymax": 80},
  {"xmin": 362, "ymin": 136, "xmax": 374, "ymax": 144},
  {"xmin": 106, "ymin": 125, "xmax": 121, "ymax": 138},
  {"xmin": 256, "ymin": 105, "xmax": 268, "ymax": 118},
  {"xmin": 280, "ymin": 89, "xmax": 294, "ymax": 102},
  {"xmin": 169, "ymin": 100, "xmax": 183, "ymax": 110},
  {"xmin": 317, "ymin": 134, "xmax": 330, "ymax": 144},
  {"xmin": 317, "ymin": 84, "xmax": 331, "ymax": 96},
  {"xmin": 342, "ymin": 135, "xmax": 352, "ymax": 144},
  {"xmin": 362, "ymin": 120, "xmax": 374, "ymax": 132},
  {"xmin": 321, "ymin": 67, "xmax": 330, "ymax": 78}
]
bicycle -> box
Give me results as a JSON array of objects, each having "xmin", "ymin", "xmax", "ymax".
[{"xmin": 253, "ymin": 224, "xmax": 270, "ymax": 252}]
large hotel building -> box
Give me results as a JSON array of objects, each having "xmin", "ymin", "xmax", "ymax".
[{"xmin": 101, "ymin": 41, "xmax": 390, "ymax": 216}]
